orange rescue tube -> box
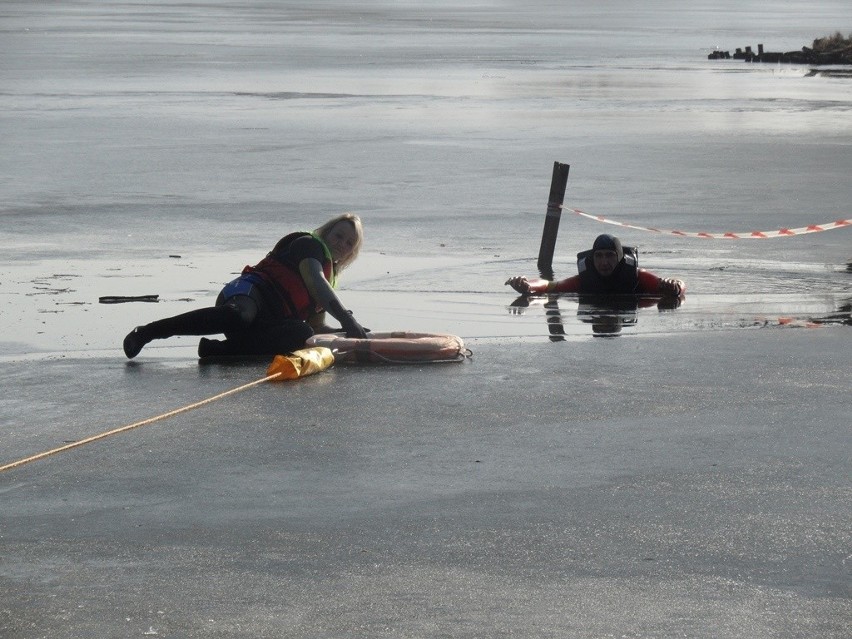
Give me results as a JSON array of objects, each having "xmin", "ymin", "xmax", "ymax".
[
  {"xmin": 305, "ymin": 331, "xmax": 469, "ymax": 364},
  {"xmin": 266, "ymin": 346, "xmax": 335, "ymax": 380}
]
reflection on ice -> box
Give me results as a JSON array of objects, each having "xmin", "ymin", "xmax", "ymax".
[
  {"xmin": 504, "ymin": 291, "xmax": 850, "ymax": 341},
  {"xmin": 508, "ymin": 293, "xmax": 681, "ymax": 338}
]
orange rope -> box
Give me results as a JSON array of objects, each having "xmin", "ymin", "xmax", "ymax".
[{"xmin": 0, "ymin": 372, "xmax": 281, "ymax": 473}]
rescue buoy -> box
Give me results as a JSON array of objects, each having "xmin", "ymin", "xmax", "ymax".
[
  {"xmin": 305, "ymin": 331, "xmax": 470, "ymax": 364},
  {"xmin": 266, "ymin": 346, "xmax": 335, "ymax": 380}
]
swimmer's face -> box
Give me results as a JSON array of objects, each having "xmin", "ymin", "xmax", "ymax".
[
  {"xmin": 593, "ymin": 249, "xmax": 620, "ymax": 276},
  {"xmin": 325, "ymin": 221, "xmax": 358, "ymax": 263}
]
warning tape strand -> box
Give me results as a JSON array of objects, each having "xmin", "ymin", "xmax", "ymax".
[
  {"xmin": 0, "ymin": 372, "xmax": 281, "ymax": 473},
  {"xmin": 563, "ymin": 207, "xmax": 851, "ymax": 239}
]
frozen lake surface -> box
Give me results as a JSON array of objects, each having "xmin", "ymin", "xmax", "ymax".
[{"xmin": 1, "ymin": 2, "xmax": 850, "ymax": 637}]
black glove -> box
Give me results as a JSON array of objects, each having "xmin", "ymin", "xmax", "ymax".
[
  {"xmin": 340, "ymin": 312, "xmax": 368, "ymax": 339},
  {"xmin": 659, "ymin": 278, "xmax": 683, "ymax": 297}
]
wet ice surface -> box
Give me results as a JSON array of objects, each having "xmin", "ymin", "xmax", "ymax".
[{"xmin": 1, "ymin": 246, "xmax": 849, "ymax": 359}]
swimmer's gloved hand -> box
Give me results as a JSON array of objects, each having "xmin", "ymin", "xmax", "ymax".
[
  {"xmin": 658, "ymin": 278, "xmax": 685, "ymax": 297},
  {"xmin": 505, "ymin": 276, "xmax": 534, "ymax": 295}
]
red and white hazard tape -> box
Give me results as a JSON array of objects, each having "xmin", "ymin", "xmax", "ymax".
[{"xmin": 564, "ymin": 207, "xmax": 851, "ymax": 239}]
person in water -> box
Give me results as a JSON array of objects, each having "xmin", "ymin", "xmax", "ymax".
[
  {"xmin": 505, "ymin": 233, "xmax": 685, "ymax": 297},
  {"xmin": 122, "ymin": 212, "xmax": 368, "ymax": 359}
]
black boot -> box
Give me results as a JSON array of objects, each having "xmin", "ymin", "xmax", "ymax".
[
  {"xmin": 198, "ymin": 337, "xmax": 233, "ymax": 359},
  {"xmin": 197, "ymin": 337, "xmax": 261, "ymax": 359},
  {"xmin": 123, "ymin": 326, "xmax": 153, "ymax": 359}
]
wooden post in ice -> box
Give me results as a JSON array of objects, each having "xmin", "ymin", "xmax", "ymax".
[{"xmin": 537, "ymin": 161, "xmax": 570, "ymax": 280}]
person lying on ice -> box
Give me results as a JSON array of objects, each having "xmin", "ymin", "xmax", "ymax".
[
  {"xmin": 122, "ymin": 212, "xmax": 369, "ymax": 360},
  {"xmin": 505, "ymin": 233, "xmax": 685, "ymax": 298}
]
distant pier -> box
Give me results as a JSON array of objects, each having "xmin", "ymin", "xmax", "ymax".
[{"xmin": 708, "ymin": 43, "xmax": 852, "ymax": 65}]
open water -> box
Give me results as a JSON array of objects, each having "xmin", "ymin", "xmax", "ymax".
[{"xmin": 1, "ymin": 0, "xmax": 850, "ymax": 353}]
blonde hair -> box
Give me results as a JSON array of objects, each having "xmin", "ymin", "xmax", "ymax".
[{"xmin": 313, "ymin": 212, "xmax": 363, "ymax": 272}]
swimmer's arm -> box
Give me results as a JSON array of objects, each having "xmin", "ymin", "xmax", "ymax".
[
  {"xmin": 299, "ymin": 258, "xmax": 367, "ymax": 338},
  {"xmin": 639, "ymin": 270, "xmax": 686, "ymax": 297},
  {"xmin": 505, "ymin": 276, "xmax": 547, "ymax": 294},
  {"xmin": 505, "ymin": 275, "xmax": 580, "ymax": 294}
]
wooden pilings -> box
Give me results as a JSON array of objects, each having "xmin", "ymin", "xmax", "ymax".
[{"xmin": 537, "ymin": 162, "xmax": 570, "ymax": 280}]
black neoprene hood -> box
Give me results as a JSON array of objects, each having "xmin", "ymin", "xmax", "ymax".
[{"xmin": 592, "ymin": 234, "xmax": 624, "ymax": 262}]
